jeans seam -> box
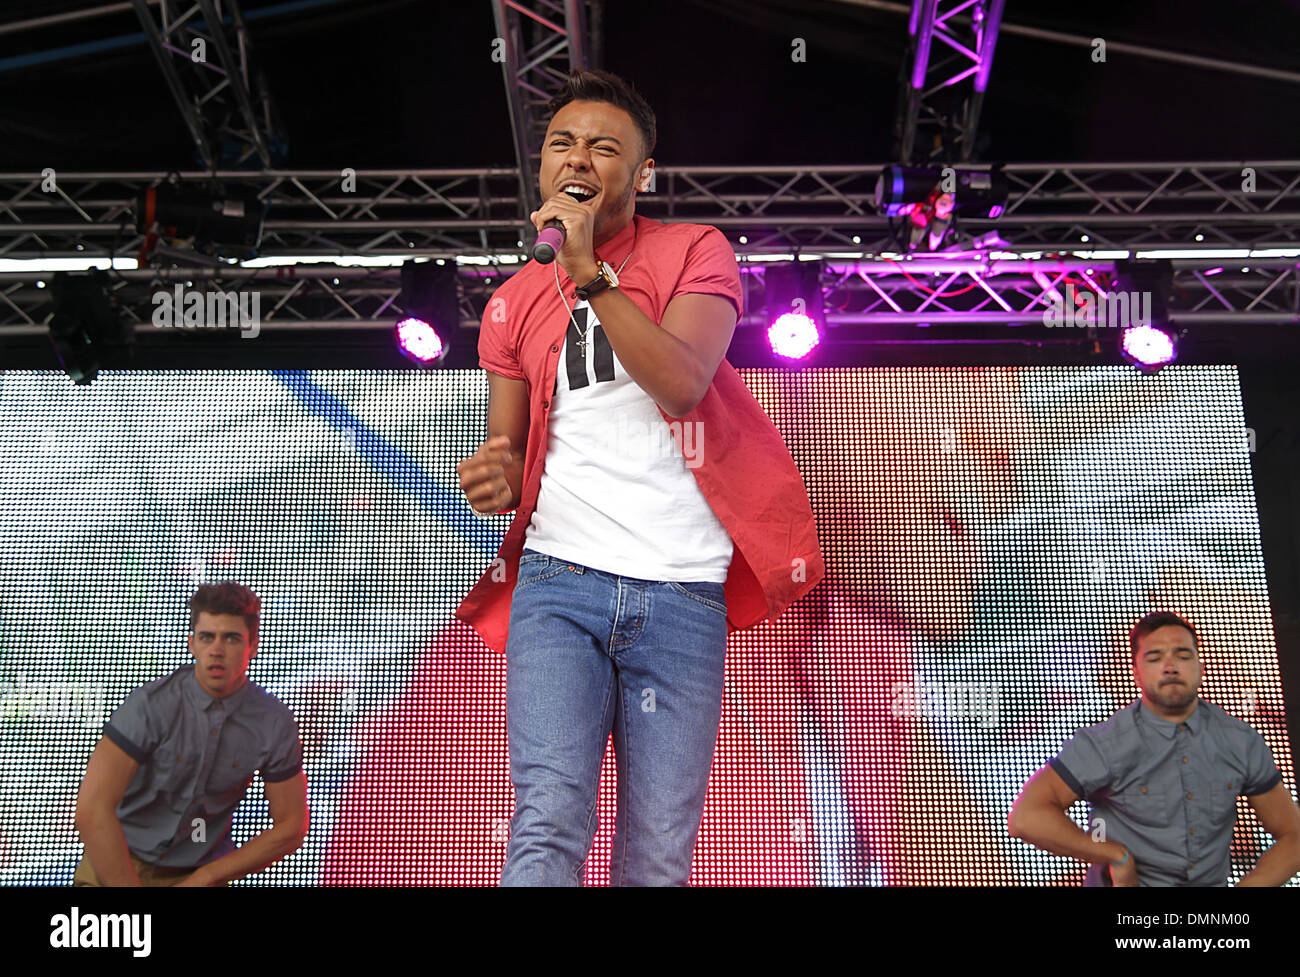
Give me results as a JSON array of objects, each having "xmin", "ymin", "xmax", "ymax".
[
  {"xmin": 573, "ymin": 666, "xmax": 617, "ymax": 886},
  {"xmin": 614, "ymin": 674, "xmax": 632, "ymax": 887}
]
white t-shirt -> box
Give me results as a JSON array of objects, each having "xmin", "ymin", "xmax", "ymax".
[{"xmin": 523, "ymin": 298, "xmax": 734, "ymax": 581}]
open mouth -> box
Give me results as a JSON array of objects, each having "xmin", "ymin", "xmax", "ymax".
[{"xmin": 561, "ymin": 184, "xmax": 598, "ymax": 204}]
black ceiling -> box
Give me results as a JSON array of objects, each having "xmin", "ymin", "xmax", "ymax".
[{"xmin": 2, "ymin": 0, "xmax": 1298, "ymax": 172}]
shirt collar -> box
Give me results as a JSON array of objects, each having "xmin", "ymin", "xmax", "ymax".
[
  {"xmin": 1135, "ymin": 698, "xmax": 1202, "ymax": 738},
  {"xmin": 184, "ymin": 664, "xmax": 252, "ymax": 713}
]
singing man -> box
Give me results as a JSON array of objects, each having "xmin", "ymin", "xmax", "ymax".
[{"xmin": 455, "ymin": 69, "xmax": 823, "ymax": 885}]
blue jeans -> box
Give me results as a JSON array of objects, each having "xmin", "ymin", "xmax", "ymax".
[{"xmin": 500, "ymin": 548, "xmax": 729, "ymax": 886}]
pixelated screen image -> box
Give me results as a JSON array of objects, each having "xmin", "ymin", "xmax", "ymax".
[{"xmin": 0, "ymin": 365, "xmax": 1292, "ymax": 885}]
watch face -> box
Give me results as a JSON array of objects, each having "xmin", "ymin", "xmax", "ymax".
[{"xmin": 602, "ymin": 261, "xmax": 619, "ymax": 287}]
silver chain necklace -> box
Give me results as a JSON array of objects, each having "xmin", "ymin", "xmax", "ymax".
[{"xmin": 554, "ymin": 246, "xmax": 634, "ymax": 352}]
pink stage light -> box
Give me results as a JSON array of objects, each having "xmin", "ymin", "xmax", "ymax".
[
  {"xmin": 395, "ymin": 316, "xmax": 445, "ymax": 364},
  {"xmin": 1121, "ymin": 324, "xmax": 1176, "ymax": 369},
  {"xmin": 767, "ymin": 312, "xmax": 820, "ymax": 360}
]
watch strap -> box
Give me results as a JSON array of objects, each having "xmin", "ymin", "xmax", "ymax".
[{"xmin": 576, "ymin": 261, "xmax": 616, "ymax": 301}]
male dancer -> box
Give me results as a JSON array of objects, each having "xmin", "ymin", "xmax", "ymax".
[
  {"xmin": 456, "ymin": 69, "xmax": 823, "ymax": 885},
  {"xmin": 1009, "ymin": 611, "xmax": 1300, "ymax": 885},
  {"xmin": 74, "ymin": 582, "xmax": 307, "ymax": 885}
]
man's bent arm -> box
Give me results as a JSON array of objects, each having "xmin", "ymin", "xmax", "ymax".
[
  {"xmin": 1237, "ymin": 782, "xmax": 1300, "ymax": 886},
  {"xmin": 1008, "ymin": 765, "xmax": 1128, "ymax": 865},
  {"xmin": 583, "ymin": 272, "xmax": 735, "ymax": 418},
  {"xmin": 189, "ymin": 772, "xmax": 309, "ymax": 885},
  {"xmin": 75, "ymin": 737, "xmax": 143, "ymax": 886}
]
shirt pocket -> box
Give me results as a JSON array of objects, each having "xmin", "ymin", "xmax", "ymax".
[
  {"xmin": 1114, "ymin": 781, "xmax": 1168, "ymax": 826},
  {"xmin": 148, "ymin": 746, "xmax": 191, "ymax": 803},
  {"xmin": 208, "ymin": 752, "xmax": 257, "ymax": 800},
  {"xmin": 1210, "ymin": 777, "xmax": 1241, "ymax": 827}
]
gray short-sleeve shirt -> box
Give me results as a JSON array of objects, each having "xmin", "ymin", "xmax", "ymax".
[
  {"xmin": 102, "ymin": 665, "xmax": 303, "ymax": 868},
  {"xmin": 1049, "ymin": 698, "xmax": 1282, "ymax": 886}
]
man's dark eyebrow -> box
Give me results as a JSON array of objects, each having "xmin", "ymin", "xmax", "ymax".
[{"xmin": 549, "ymin": 130, "xmax": 622, "ymax": 147}]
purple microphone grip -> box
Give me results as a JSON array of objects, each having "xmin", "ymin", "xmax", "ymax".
[{"xmin": 531, "ymin": 220, "xmax": 566, "ymax": 264}]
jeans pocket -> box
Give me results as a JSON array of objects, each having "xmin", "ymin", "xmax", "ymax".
[
  {"xmin": 515, "ymin": 553, "xmax": 574, "ymax": 589},
  {"xmin": 667, "ymin": 580, "xmax": 727, "ymax": 615}
]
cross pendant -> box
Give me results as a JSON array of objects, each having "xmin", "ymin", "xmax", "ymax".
[{"xmin": 577, "ymin": 338, "xmax": 588, "ymax": 352}]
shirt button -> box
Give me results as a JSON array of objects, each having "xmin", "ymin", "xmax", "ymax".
[
  {"xmin": 1189, "ymin": 829, "xmax": 1196, "ymax": 835},
  {"xmin": 542, "ymin": 400, "xmax": 549, "ymax": 409},
  {"xmin": 1182, "ymin": 757, "xmax": 1188, "ymax": 764},
  {"xmin": 1140, "ymin": 786, "xmax": 1147, "ymax": 794},
  {"xmin": 1186, "ymin": 792, "xmax": 1193, "ymax": 799},
  {"xmin": 210, "ymin": 729, "xmax": 217, "ymax": 735},
  {"xmin": 551, "ymin": 345, "xmax": 558, "ymax": 352}
]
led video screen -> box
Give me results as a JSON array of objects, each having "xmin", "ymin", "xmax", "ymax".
[{"xmin": 0, "ymin": 366, "xmax": 1291, "ymax": 885}]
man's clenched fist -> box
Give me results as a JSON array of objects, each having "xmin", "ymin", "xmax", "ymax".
[{"xmin": 458, "ymin": 435, "xmax": 515, "ymax": 514}]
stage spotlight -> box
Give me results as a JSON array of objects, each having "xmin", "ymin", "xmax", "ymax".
[
  {"xmin": 950, "ymin": 167, "xmax": 1009, "ymax": 220},
  {"xmin": 874, "ymin": 166, "xmax": 942, "ymax": 217},
  {"xmin": 874, "ymin": 165, "xmax": 1007, "ymax": 219},
  {"xmin": 46, "ymin": 270, "xmax": 132, "ymax": 385},
  {"xmin": 764, "ymin": 261, "xmax": 823, "ymax": 362},
  {"xmin": 395, "ymin": 317, "xmax": 446, "ymax": 364},
  {"xmin": 137, "ymin": 180, "xmax": 266, "ymax": 264},
  {"xmin": 767, "ymin": 312, "xmax": 820, "ymax": 360},
  {"xmin": 1121, "ymin": 324, "xmax": 1176, "ymax": 372},
  {"xmin": 395, "ymin": 260, "xmax": 457, "ymax": 366},
  {"xmin": 1113, "ymin": 258, "xmax": 1176, "ymax": 373},
  {"xmin": 875, "ymin": 165, "xmax": 1008, "ymax": 250}
]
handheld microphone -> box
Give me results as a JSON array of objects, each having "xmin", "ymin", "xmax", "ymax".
[{"xmin": 531, "ymin": 218, "xmax": 566, "ymax": 264}]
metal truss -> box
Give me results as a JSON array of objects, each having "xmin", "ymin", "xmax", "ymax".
[
  {"xmin": 1, "ymin": 256, "xmax": 1295, "ymax": 334},
  {"xmin": 490, "ymin": 0, "xmax": 592, "ymax": 226},
  {"xmin": 893, "ymin": 0, "xmax": 1005, "ymax": 163},
  {"xmin": 130, "ymin": 0, "xmax": 284, "ymax": 169},
  {"xmin": 0, "ymin": 161, "xmax": 1297, "ymax": 260}
]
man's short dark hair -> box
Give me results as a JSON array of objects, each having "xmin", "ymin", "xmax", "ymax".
[
  {"xmin": 544, "ymin": 69, "xmax": 657, "ymax": 162},
  {"xmin": 189, "ymin": 581, "xmax": 260, "ymax": 640},
  {"xmin": 1130, "ymin": 611, "xmax": 1198, "ymax": 661}
]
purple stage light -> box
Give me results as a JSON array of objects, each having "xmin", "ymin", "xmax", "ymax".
[
  {"xmin": 767, "ymin": 312, "xmax": 820, "ymax": 360},
  {"xmin": 1121, "ymin": 324, "xmax": 1175, "ymax": 370},
  {"xmin": 395, "ymin": 316, "xmax": 445, "ymax": 364}
]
